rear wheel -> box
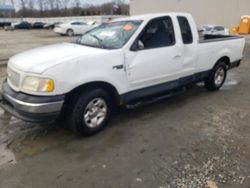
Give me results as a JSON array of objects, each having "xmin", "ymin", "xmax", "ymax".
[
  {"xmin": 67, "ymin": 88, "xmax": 112, "ymax": 136},
  {"xmin": 66, "ymin": 29, "xmax": 74, "ymax": 37},
  {"xmin": 205, "ymin": 61, "xmax": 227, "ymax": 91}
]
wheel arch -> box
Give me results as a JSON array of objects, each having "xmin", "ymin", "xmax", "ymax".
[
  {"xmin": 67, "ymin": 28, "xmax": 73, "ymax": 32},
  {"xmin": 214, "ymin": 56, "xmax": 230, "ymax": 68},
  {"xmin": 66, "ymin": 28, "xmax": 74, "ymax": 35},
  {"xmin": 65, "ymin": 81, "xmax": 121, "ymax": 106}
]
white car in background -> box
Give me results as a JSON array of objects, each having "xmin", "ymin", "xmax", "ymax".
[
  {"xmin": 54, "ymin": 21, "xmax": 98, "ymax": 36},
  {"xmin": 201, "ymin": 25, "xmax": 229, "ymax": 35}
]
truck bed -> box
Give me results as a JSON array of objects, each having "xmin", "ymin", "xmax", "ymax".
[{"xmin": 199, "ymin": 34, "xmax": 244, "ymax": 43}]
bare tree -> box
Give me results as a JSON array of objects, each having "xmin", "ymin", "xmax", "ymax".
[
  {"xmin": 37, "ymin": 0, "xmax": 43, "ymax": 10},
  {"xmin": 10, "ymin": 0, "xmax": 15, "ymax": 7},
  {"xmin": 19, "ymin": 0, "xmax": 27, "ymax": 9},
  {"xmin": 14, "ymin": 0, "xmax": 129, "ymax": 18},
  {"xmin": 27, "ymin": 0, "xmax": 35, "ymax": 9},
  {"xmin": 62, "ymin": 0, "xmax": 70, "ymax": 16},
  {"xmin": 62, "ymin": 0, "xmax": 70, "ymax": 9},
  {"xmin": 37, "ymin": 0, "xmax": 45, "ymax": 16},
  {"xmin": 72, "ymin": 0, "xmax": 81, "ymax": 15},
  {"xmin": 55, "ymin": 0, "xmax": 61, "ymax": 9},
  {"xmin": 74, "ymin": 0, "xmax": 81, "ymax": 8},
  {"xmin": 19, "ymin": 0, "xmax": 28, "ymax": 16}
]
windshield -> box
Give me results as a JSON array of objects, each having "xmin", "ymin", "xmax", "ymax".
[{"xmin": 77, "ymin": 20, "xmax": 142, "ymax": 49}]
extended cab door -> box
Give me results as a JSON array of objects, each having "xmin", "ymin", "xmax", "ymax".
[
  {"xmin": 126, "ymin": 16, "xmax": 182, "ymax": 89},
  {"xmin": 176, "ymin": 16, "xmax": 197, "ymax": 76}
]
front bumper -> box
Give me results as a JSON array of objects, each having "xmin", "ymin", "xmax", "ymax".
[{"xmin": 0, "ymin": 81, "xmax": 65, "ymax": 123}]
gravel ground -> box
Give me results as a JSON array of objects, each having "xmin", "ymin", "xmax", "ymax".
[
  {"xmin": 0, "ymin": 29, "xmax": 74, "ymax": 62},
  {"xmin": 0, "ymin": 30, "xmax": 250, "ymax": 188}
]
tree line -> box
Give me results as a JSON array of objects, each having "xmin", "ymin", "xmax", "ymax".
[{"xmin": 2, "ymin": 0, "xmax": 129, "ymax": 17}]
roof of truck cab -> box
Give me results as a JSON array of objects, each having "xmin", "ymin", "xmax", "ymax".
[{"xmin": 113, "ymin": 13, "xmax": 191, "ymax": 22}]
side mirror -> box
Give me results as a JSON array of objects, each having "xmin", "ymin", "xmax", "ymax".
[
  {"xmin": 137, "ymin": 40, "xmax": 145, "ymax": 50},
  {"xmin": 131, "ymin": 40, "xmax": 144, "ymax": 51}
]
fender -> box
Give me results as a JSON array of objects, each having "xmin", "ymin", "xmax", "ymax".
[{"xmin": 213, "ymin": 48, "xmax": 231, "ymax": 67}]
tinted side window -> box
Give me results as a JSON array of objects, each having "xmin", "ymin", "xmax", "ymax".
[
  {"xmin": 177, "ymin": 16, "xmax": 193, "ymax": 44},
  {"xmin": 214, "ymin": 26, "xmax": 224, "ymax": 31},
  {"xmin": 138, "ymin": 17, "xmax": 175, "ymax": 49},
  {"xmin": 79, "ymin": 22, "xmax": 87, "ymax": 25}
]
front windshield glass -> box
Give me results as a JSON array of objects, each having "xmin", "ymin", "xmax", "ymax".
[{"xmin": 77, "ymin": 20, "xmax": 142, "ymax": 49}]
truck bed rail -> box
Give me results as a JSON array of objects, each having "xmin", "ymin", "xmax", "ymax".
[{"xmin": 199, "ymin": 34, "xmax": 244, "ymax": 43}]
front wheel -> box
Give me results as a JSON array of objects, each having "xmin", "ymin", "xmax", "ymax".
[
  {"xmin": 66, "ymin": 29, "xmax": 74, "ymax": 37},
  {"xmin": 67, "ymin": 89, "xmax": 112, "ymax": 136},
  {"xmin": 205, "ymin": 61, "xmax": 227, "ymax": 91}
]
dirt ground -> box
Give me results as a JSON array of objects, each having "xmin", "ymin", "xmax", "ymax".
[
  {"xmin": 0, "ymin": 30, "xmax": 250, "ymax": 188},
  {"xmin": 0, "ymin": 29, "xmax": 74, "ymax": 61}
]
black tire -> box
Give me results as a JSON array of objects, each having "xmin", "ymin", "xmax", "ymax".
[
  {"xmin": 67, "ymin": 88, "xmax": 112, "ymax": 136},
  {"xmin": 66, "ymin": 29, "xmax": 74, "ymax": 37},
  {"xmin": 205, "ymin": 61, "xmax": 227, "ymax": 91}
]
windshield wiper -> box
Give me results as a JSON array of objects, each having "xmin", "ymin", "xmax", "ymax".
[{"xmin": 90, "ymin": 34, "xmax": 104, "ymax": 49}]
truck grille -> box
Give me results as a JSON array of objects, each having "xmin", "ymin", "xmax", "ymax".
[{"xmin": 7, "ymin": 67, "xmax": 20, "ymax": 88}]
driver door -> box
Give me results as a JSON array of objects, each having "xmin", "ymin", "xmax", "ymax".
[{"xmin": 126, "ymin": 16, "xmax": 182, "ymax": 90}]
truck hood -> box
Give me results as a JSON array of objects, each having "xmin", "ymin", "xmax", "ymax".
[{"xmin": 8, "ymin": 43, "xmax": 105, "ymax": 74}]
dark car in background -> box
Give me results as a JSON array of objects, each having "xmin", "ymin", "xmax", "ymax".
[
  {"xmin": 13, "ymin": 21, "xmax": 32, "ymax": 29},
  {"xmin": 32, "ymin": 22, "xmax": 46, "ymax": 29},
  {"xmin": 0, "ymin": 22, "xmax": 11, "ymax": 29}
]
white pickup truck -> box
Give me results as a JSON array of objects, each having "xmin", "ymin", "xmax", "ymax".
[{"xmin": 0, "ymin": 13, "xmax": 245, "ymax": 135}]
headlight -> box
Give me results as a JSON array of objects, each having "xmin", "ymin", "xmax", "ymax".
[{"xmin": 22, "ymin": 76, "xmax": 54, "ymax": 92}]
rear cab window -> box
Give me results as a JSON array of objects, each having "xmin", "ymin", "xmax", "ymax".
[{"xmin": 177, "ymin": 16, "xmax": 193, "ymax": 44}]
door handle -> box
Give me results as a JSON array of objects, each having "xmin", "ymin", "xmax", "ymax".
[{"xmin": 173, "ymin": 55, "xmax": 182, "ymax": 58}]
